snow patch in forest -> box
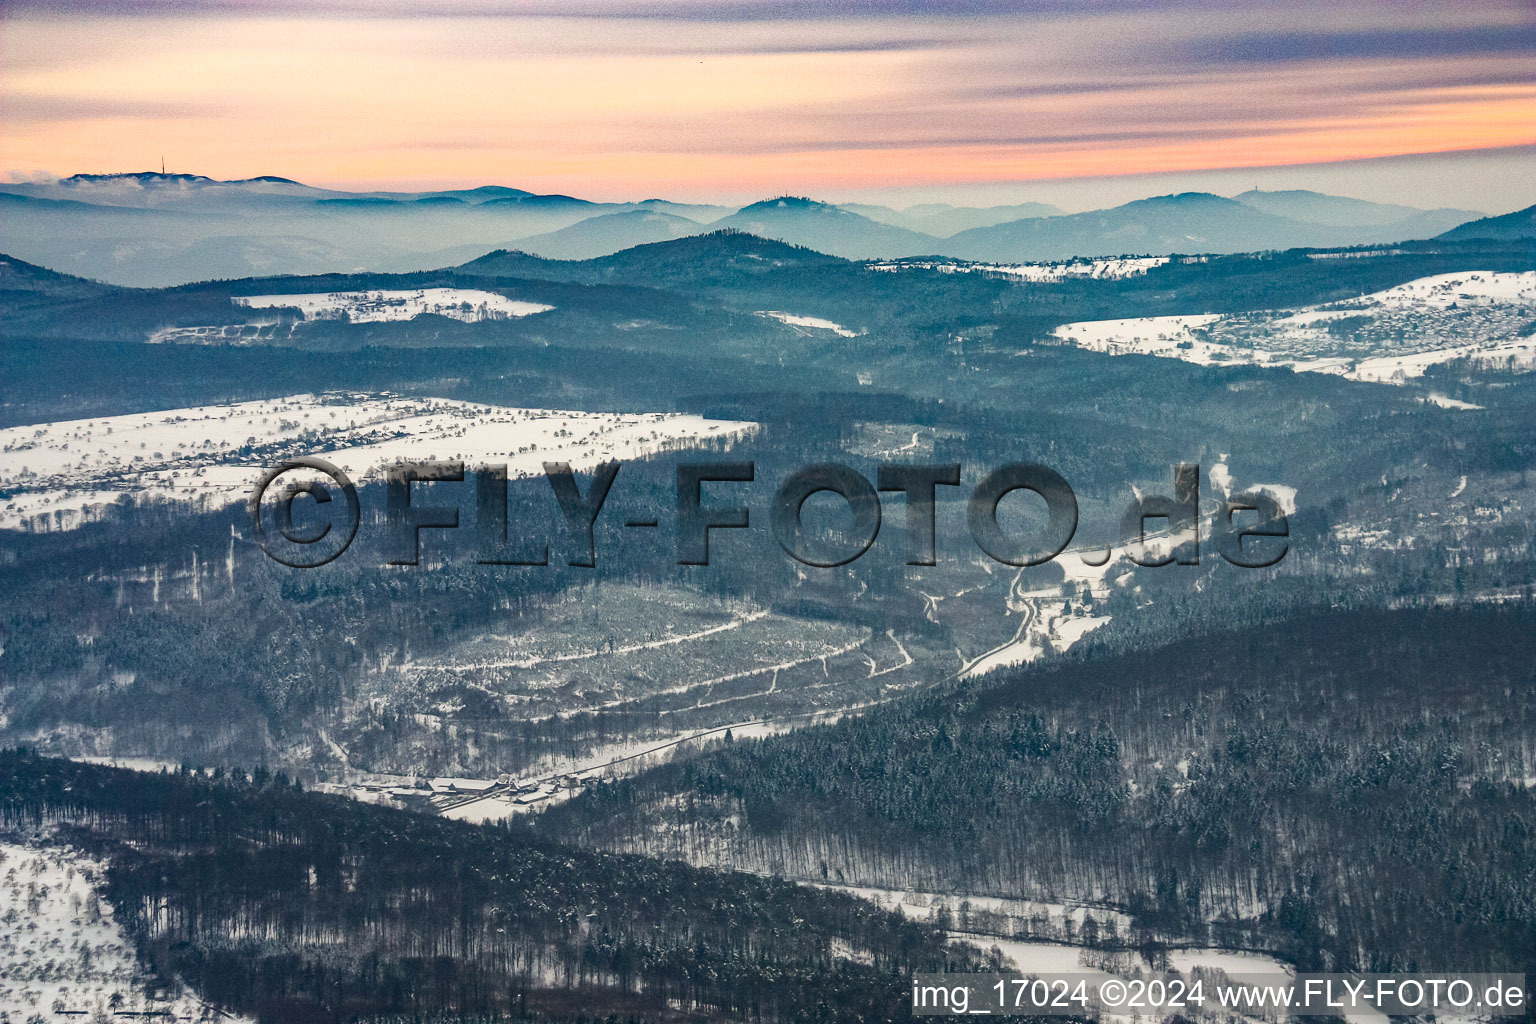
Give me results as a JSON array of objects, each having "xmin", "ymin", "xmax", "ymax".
[
  {"xmin": 1052, "ymin": 313, "xmax": 1231, "ymax": 364},
  {"xmin": 870, "ymin": 257, "xmax": 1168, "ymax": 282},
  {"xmin": 961, "ymin": 587, "xmax": 1111, "ymax": 679},
  {"xmin": 1248, "ymin": 483, "xmax": 1297, "ymax": 516},
  {"xmin": 0, "ymin": 840, "xmax": 247, "ymax": 1021},
  {"xmin": 234, "ymin": 288, "xmax": 551, "ymax": 323},
  {"xmin": 1166, "ymin": 948, "xmax": 1290, "ymax": 977},
  {"xmin": 756, "ymin": 311, "xmax": 861, "ymax": 337},
  {"xmin": 1424, "ymin": 393, "xmax": 1484, "ymax": 410}
]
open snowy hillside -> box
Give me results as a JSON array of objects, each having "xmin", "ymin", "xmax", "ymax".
[
  {"xmin": 0, "ymin": 840, "xmax": 247, "ymax": 1022},
  {"xmin": 0, "ymin": 394, "xmax": 754, "ymax": 531},
  {"xmin": 1051, "ymin": 270, "xmax": 1536, "ymax": 385}
]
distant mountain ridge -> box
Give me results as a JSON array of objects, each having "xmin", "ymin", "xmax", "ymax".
[
  {"xmin": 510, "ymin": 209, "xmax": 706, "ymax": 260},
  {"xmin": 0, "ymin": 252, "xmax": 112, "ymax": 299},
  {"xmin": 1233, "ymin": 188, "xmax": 1483, "ymax": 242},
  {"xmin": 944, "ymin": 191, "xmax": 1489, "ymax": 262},
  {"xmin": 0, "ymin": 171, "xmax": 1497, "ymax": 285},
  {"xmin": 710, "ymin": 196, "xmax": 941, "ymax": 259},
  {"xmin": 841, "ymin": 200, "xmax": 1064, "ymax": 236},
  {"xmin": 1436, "ymin": 203, "xmax": 1536, "ymax": 241},
  {"xmin": 62, "ymin": 171, "xmax": 304, "ymax": 186},
  {"xmin": 459, "ymin": 228, "xmax": 846, "ymax": 287}
]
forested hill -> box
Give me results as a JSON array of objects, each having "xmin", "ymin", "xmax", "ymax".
[
  {"xmin": 0, "ymin": 751, "xmax": 981, "ymax": 1023},
  {"xmin": 543, "ymin": 605, "xmax": 1536, "ymax": 976}
]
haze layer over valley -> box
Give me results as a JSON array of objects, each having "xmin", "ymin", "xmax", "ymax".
[{"xmin": 0, "ymin": 172, "xmax": 1510, "ymax": 286}]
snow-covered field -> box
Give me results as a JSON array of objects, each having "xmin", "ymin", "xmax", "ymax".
[
  {"xmin": 234, "ymin": 288, "xmax": 551, "ymax": 323},
  {"xmin": 0, "ymin": 840, "xmax": 244, "ymax": 1021},
  {"xmin": 1052, "ymin": 271, "xmax": 1536, "ymax": 385},
  {"xmin": 870, "ymin": 257, "xmax": 1168, "ymax": 281},
  {"xmin": 813, "ymin": 877, "xmax": 1293, "ymax": 1017},
  {"xmin": 755, "ymin": 310, "xmax": 861, "ymax": 337},
  {"xmin": 1361, "ymin": 271, "xmax": 1536, "ymax": 307},
  {"xmin": 811, "ymin": 881, "xmax": 1134, "ymax": 936},
  {"xmin": 1248, "ymin": 483, "xmax": 1297, "ymax": 516},
  {"xmin": 1424, "ymin": 393, "xmax": 1484, "ymax": 410},
  {"xmin": 0, "ymin": 393, "xmax": 755, "ymax": 531},
  {"xmin": 1051, "ymin": 313, "xmax": 1234, "ymax": 364},
  {"xmin": 960, "ymin": 606, "xmax": 1109, "ymax": 678}
]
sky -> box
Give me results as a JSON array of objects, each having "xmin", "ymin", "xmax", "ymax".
[{"xmin": 2, "ymin": 0, "xmax": 1534, "ymax": 212}]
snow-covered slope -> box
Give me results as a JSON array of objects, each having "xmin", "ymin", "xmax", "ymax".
[
  {"xmin": 0, "ymin": 393, "xmax": 755, "ymax": 531},
  {"xmin": 232, "ymin": 287, "xmax": 551, "ymax": 323},
  {"xmin": 0, "ymin": 840, "xmax": 248, "ymax": 1021},
  {"xmin": 1052, "ymin": 271, "xmax": 1536, "ymax": 385}
]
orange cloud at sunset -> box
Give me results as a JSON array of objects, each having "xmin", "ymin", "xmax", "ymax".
[{"xmin": 2, "ymin": 1, "xmax": 1532, "ymax": 207}]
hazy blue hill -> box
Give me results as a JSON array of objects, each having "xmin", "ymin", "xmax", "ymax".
[
  {"xmin": 145, "ymin": 233, "xmax": 386, "ymax": 280},
  {"xmin": 0, "ymin": 190, "xmax": 166, "ymax": 216},
  {"xmin": 457, "ymin": 230, "xmax": 846, "ymax": 288},
  {"xmin": 836, "ymin": 202, "xmax": 908, "ymax": 224},
  {"xmin": 0, "ymin": 252, "xmax": 116, "ymax": 299},
  {"xmin": 0, "ymin": 173, "xmax": 563, "ymax": 213},
  {"xmin": 314, "ymin": 196, "xmax": 403, "ymax": 206},
  {"xmin": 580, "ymin": 229, "xmax": 848, "ymax": 286},
  {"xmin": 2, "ymin": 171, "xmax": 1521, "ymax": 286},
  {"xmin": 1235, "ymin": 188, "xmax": 1481, "ymax": 232},
  {"xmin": 512, "ymin": 209, "xmax": 706, "ymax": 259},
  {"xmin": 635, "ymin": 197, "xmax": 738, "ymax": 222},
  {"xmin": 479, "ymin": 192, "xmax": 600, "ymax": 209},
  {"xmin": 62, "ymin": 171, "xmax": 222, "ymax": 186},
  {"xmin": 455, "ymin": 247, "xmax": 579, "ymax": 278},
  {"xmin": 945, "ymin": 191, "xmax": 1350, "ymax": 260},
  {"xmin": 709, "ymin": 196, "xmax": 940, "ymax": 258},
  {"xmin": 19, "ymin": 171, "xmax": 337, "ymax": 208},
  {"xmin": 0, "ymin": 175, "xmax": 626, "ymax": 285},
  {"xmin": 1436, "ymin": 203, "xmax": 1536, "ymax": 241},
  {"xmin": 843, "ymin": 199, "xmax": 1064, "ymax": 235},
  {"xmin": 429, "ymin": 184, "xmax": 535, "ymax": 201}
]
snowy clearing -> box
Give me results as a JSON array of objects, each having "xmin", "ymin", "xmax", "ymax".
[
  {"xmin": 233, "ymin": 287, "xmax": 551, "ymax": 323},
  {"xmin": 960, "ymin": 609, "xmax": 1110, "ymax": 678},
  {"xmin": 1052, "ymin": 271, "xmax": 1536, "ymax": 385},
  {"xmin": 1424, "ymin": 393, "xmax": 1484, "ymax": 410},
  {"xmin": 1248, "ymin": 483, "xmax": 1298, "ymax": 516},
  {"xmin": 0, "ymin": 393, "xmax": 755, "ymax": 531},
  {"xmin": 755, "ymin": 310, "xmax": 861, "ymax": 337},
  {"xmin": 0, "ymin": 839, "xmax": 246, "ymax": 1021},
  {"xmin": 870, "ymin": 257, "xmax": 1168, "ymax": 281},
  {"xmin": 1050, "ymin": 313, "xmax": 1234, "ymax": 364}
]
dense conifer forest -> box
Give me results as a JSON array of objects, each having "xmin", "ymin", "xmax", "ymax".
[
  {"xmin": 0, "ymin": 751, "xmax": 989, "ymax": 1023},
  {"xmin": 543, "ymin": 606, "xmax": 1536, "ymax": 976}
]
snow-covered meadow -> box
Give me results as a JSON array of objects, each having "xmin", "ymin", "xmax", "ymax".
[
  {"xmin": 1051, "ymin": 271, "xmax": 1536, "ymax": 385},
  {"xmin": 870, "ymin": 257, "xmax": 1169, "ymax": 281},
  {"xmin": 234, "ymin": 288, "xmax": 552, "ymax": 323},
  {"xmin": 755, "ymin": 310, "xmax": 862, "ymax": 337},
  {"xmin": 808, "ymin": 876, "xmax": 1293, "ymax": 1009},
  {"xmin": 1049, "ymin": 313, "xmax": 1234, "ymax": 364},
  {"xmin": 0, "ymin": 841, "xmax": 244, "ymax": 1022},
  {"xmin": 0, "ymin": 394, "xmax": 755, "ymax": 531}
]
